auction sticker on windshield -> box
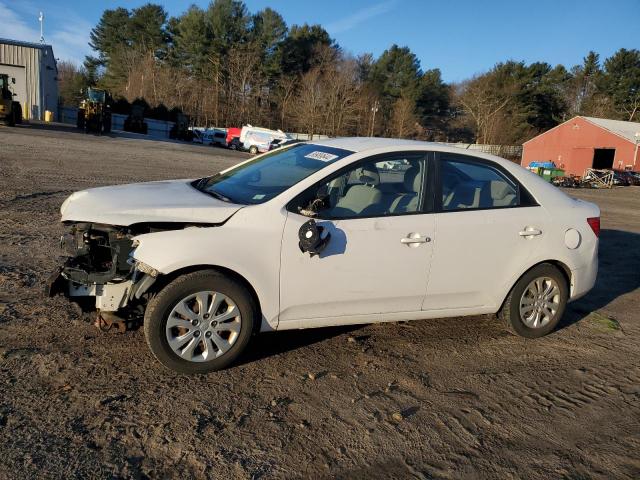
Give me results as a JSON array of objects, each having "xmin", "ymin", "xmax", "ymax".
[{"xmin": 305, "ymin": 151, "xmax": 339, "ymax": 162}]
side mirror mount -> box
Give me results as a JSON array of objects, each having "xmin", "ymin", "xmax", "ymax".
[
  {"xmin": 299, "ymin": 185, "xmax": 329, "ymax": 217},
  {"xmin": 298, "ymin": 219, "xmax": 331, "ymax": 257}
]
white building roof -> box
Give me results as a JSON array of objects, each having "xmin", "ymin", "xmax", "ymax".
[{"xmin": 582, "ymin": 116, "xmax": 640, "ymax": 144}]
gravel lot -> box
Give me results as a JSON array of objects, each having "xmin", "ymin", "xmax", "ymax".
[{"xmin": 1, "ymin": 124, "xmax": 639, "ymax": 479}]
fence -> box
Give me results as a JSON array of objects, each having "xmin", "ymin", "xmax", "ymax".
[
  {"xmin": 58, "ymin": 107, "xmax": 176, "ymax": 139},
  {"xmin": 285, "ymin": 133, "xmax": 331, "ymax": 141},
  {"xmin": 440, "ymin": 143, "xmax": 523, "ymax": 159}
]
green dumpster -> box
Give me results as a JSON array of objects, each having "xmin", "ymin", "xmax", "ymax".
[{"xmin": 540, "ymin": 168, "xmax": 564, "ymax": 182}]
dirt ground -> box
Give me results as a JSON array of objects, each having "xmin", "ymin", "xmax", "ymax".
[{"xmin": 1, "ymin": 124, "xmax": 639, "ymax": 480}]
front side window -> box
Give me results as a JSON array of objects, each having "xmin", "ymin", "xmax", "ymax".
[
  {"xmin": 195, "ymin": 144, "xmax": 353, "ymax": 205},
  {"xmin": 441, "ymin": 156, "xmax": 519, "ymax": 211},
  {"xmin": 294, "ymin": 153, "xmax": 427, "ymax": 219}
]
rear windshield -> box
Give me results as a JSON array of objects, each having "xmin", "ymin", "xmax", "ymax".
[{"xmin": 195, "ymin": 144, "xmax": 353, "ymax": 205}]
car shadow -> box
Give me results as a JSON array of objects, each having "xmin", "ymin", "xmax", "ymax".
[
  {"xmin": 238, "ymin": 324, "xmax": 363, "ymax": 366},
  {"xmin": 559, "ymin": 228, "xmax": 640, "ymax": 329}
]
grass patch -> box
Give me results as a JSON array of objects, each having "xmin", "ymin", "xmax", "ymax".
[{"xmin": 587, "ymin": 312, "xmax": 621, "ymax": 332}]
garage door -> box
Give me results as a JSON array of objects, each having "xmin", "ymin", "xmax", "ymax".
[{"xmin": 0, "ymin": 64, "xmax": 27, "ymax": 108}]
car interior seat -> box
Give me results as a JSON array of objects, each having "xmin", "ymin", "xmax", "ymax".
[
  {"xmin": 333, "ymin": 165, "xmax": 383, "ymax": 216},
  {"xmin": 489, "ymin": 180, "xmax": 517, "ymax": 207},
  {"xmin": 443, "ymin": 181, "xmax": 481, "ymax": 210},
  {"xmin": 390, "ymin": 166, "xmax": 421, "ymax": 213}
]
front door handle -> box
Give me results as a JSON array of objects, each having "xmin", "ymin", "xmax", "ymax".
[
  {"xmin": 401, "ymin": 233, "xmax": 431, "ymax": 246},
  {"xmin": 519, "ymin": 227, "xmax": 542, "ymax": 237}
]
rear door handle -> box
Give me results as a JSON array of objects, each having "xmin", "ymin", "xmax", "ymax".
[
  {"xmin": 519, "ymin": 228, "xmax": 542, "ymax": 237},
  {"xmin": 401, "ymin": 233, "xmax": 431, "ymax": 246}
]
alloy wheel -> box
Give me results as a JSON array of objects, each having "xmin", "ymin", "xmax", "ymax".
[
  {"xmin": 166, "ymin": 291, "xmax": 242, "ymax": 362},
  {"xmin": 518, "ymin": 277, "xmax": 561, "ymax": 329}
]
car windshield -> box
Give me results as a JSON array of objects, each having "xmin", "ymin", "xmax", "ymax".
[
  {"xmin": 87, "ymin": 89, "xmax": 105, "ymax": 102},
  {"xmin": 195, "ymin": 144, "xmax": 353, "ymax": 205}
]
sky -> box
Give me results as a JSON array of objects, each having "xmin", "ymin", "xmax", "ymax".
[{"xmin": 1, "ymin": 0, "xmax": 638, "ymax": 82}]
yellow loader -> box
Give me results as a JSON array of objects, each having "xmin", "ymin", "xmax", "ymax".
[{"xmin": 0, "ymin": 74, "xmax": 23, "ymax": 126}]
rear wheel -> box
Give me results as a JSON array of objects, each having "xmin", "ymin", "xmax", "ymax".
[
  {"xmin": 499, "ymin": 263, "xmax": 568, "ymax": 338},
  {"xmin": 249, "ymin": 145, "xmax": 258, "ymax": 154},
  {"xmin": 144, "ymin": 270, "xmax": 256, "ymax": 374},
  {"xmin": 13, "ymin": 103, "xmax": 22, "ymax": 124},
  {"xmin": 77, "ymin": 109, "xmax": 85, "ymax": 129}
]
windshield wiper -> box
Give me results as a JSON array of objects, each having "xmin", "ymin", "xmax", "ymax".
[
  {"xmin": 206, "ymin": 189, "xmax": 234, "ymax": 203},
  {"xmin": 195, "ymin": 177, "xmax": 210, "ymax": 190}
]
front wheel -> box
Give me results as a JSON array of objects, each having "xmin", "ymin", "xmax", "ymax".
[
  {"xmin": 499, "ymin": 263, "xmax": 568, "ymax": 338},
  {"xmin": 103, "ymin": 115, "xmax": 111, "ymax": 134},
  {"xmin": 144, "ymin": 270, "xmax": 256, "ymax": 374}
]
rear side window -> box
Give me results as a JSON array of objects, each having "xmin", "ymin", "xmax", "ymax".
[{"xmin": 441, "ymin": 157, "xmax": 519, "ymax": 211}]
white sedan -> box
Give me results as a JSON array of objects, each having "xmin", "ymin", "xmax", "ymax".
[{"xmin": 49, "ymin": 138, "xmax": 600, "ymax": 374}]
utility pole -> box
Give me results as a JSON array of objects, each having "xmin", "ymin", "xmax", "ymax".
[
  {"xmin": 369, "ymin": 100, "xmax": 379, "ymax": 137},
  {"xmin": 38, "ymin": 12, "xmax": 45, "ymax": 43}
]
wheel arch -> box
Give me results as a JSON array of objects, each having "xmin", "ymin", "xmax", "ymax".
[
  {"xmin": 148, "ymin": 264, "xmax": 264, "ymax": 332},
  {"xmin": 498, "ymin": 259, "xmax": 572, "ymax": 313}
]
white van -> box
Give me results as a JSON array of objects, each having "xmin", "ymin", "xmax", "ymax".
[
  {"xmin": 192, "ymin": 129, "xmax": 227, "ymax": 147},
  {"xmin": 240, "ymin": 125, "xmax": 290, "ymax": 154}
]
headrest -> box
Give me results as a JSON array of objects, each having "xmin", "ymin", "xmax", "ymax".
[
  {"xmin": 358, "ymin": 166, "xmax": 380, "ymax": 186},
  {"xmin": 490, "ymin": 181, "xmax": 511, "ymax": 200},
  {"xmin": 454, "ymin": 182, "xmax": 479, "ymax": 206},
  {"xmin": 403, "ymin": 166, "xmax": 421, "ymax": 192}
]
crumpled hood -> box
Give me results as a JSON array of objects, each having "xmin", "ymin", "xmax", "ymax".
[{"xmin": 60, "ymin": 179, "xmax": 243, "ymax": 226}]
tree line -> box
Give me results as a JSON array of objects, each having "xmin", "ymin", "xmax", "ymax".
[{"xmin": 57, "ymin": 0, "xmax": 640, "ymax": 144}]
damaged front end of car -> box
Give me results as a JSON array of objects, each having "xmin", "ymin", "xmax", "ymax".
[
  {"xmin": 46, "ymin": 222, "xmax": 161, "ymax": 330},
  {"xmin": 46, "ymin": 178, "xmax": 245, "ymax": 331}
]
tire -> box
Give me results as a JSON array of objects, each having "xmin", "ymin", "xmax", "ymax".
[
  {"xmin": 13, "ymin": 103, "xmax": 22, "ymax": 124},
  {"xmin": 7, "ymin": 109, "xmax": 15, "ymax": 127},
  {"xmin": 499, "ymin": 263, "xmax": 568, "ymax": 338},
  {"xmin": 249, "ymin": 145, "xmax": 258, "ymax": 154},
  {"xmin": 77, "ymin": 110, "xmax": 85, "ymax": 130},
  {"xmin": 144, "ymin": 270, "xmax": 256, "ymax": 374}
]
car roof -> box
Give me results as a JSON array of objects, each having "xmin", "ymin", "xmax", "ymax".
[
  {"xmin": 304, "ymin": 137, "xmax": 517, "ymax": 171},
  {"xmin": 305, "ymin": 137, "xmax": 437, "ymax": 153}
]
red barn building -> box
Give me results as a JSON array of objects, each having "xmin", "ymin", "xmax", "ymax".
[{"xmin": 522, "ymin": 116, "xmax": 640, "ymax": 176}]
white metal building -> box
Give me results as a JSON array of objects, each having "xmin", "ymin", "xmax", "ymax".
[{"xmin": 0, "ymin": 38, "xmax": 58, "ymax": 120}]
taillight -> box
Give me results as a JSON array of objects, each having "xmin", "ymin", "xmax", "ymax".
[{"xmin": 587, "ymin": 217, "xmax": 600, "ymax": 237}]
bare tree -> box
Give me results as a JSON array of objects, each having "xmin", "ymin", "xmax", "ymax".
[
  {"xmin": 390, "ymin": 96, "xmax": 417, "ymax": 138},
  {"xmin": 292, "ymin": 67, "xmax": 323, "ymax": 138},
  {"xmin": 321, "ymin": 57, "xmax": 361, "ymax": 136},
  {"xmin": 276, "ymin": 75, "xmax": 298, "ymax": 131},
  {"xmin": 457, "ymin": 74, "xmax": 516, "ymax": 144}
]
